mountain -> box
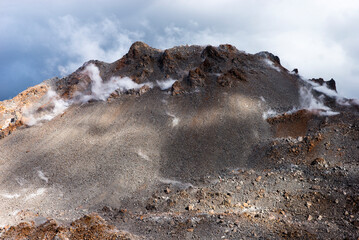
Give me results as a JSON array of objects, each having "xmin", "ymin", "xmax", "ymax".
[{"xmin": 0, "ymin": 42, "xmax": 358, "ymax": 239}]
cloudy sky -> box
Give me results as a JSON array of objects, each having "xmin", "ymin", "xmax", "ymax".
[{"xmin": 1, "ymin": 0, "xmax": 358, "ymax": 100}]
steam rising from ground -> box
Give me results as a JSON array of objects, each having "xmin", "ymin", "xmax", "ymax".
[
  {"xmin": 20, "ymin": 64, "xmax": 184, "ymax": 127},
  {"xmin": 78, "ymin": 64, "xmax": 152, "ymax": 102},
  {"xmin": 22, "ymin": 90, "xmax": 70, "ymax": 126},
  {"xmin": 299, "ymin": 86, "xmax": 339, "ymax": 116},
  {"xmin": 262, "ymin": 109, "xmax": 278, "ymax": 120},
  {"xmin": 156, "ymin": 79, "xmax": 176, "ymax": 90},
  {"xmin": 297, "ymin": 77, "xmax": 358, "ymax": 116},
  {"xmin": 290, "ymin": 82, "xmax": 340, "ymax": 117},
  {"xmin": 260, "ymin": 96, "xmax": 279, "ymax": 119},
  {"xmin": 262, "ymin": 78, "xmax": 341, "ymax": 120},
  {"xmin": 166, "ymin": 112, "xmax": 180, "ymax": 127},
  {"xmin": 261, "ymin": 57, "xmax": 354, "ymax": 118},
  {"xmin": 298, "ymin": 86, "xmax": 332, "ymax": 112},
  {"xmin": 22, "ymin": 64, "xmax": 154, "ymax": 126},
  {"xmin": 263, "ymin": 59, "xmax": 281, "ymax": 72},
  {"xmin": 17, "ymin": 63, "xmax": 358, "ymax": 127},
  {"xmin": 137, "ymin": 149, "xmax": 151, "ymax": 162},
  {"xmin": 37, "ymin": 170, "xmax": 49, "ymax": 183},
  {"xmin": 305, "ymin": 79, "xmax": 359, "ymax": 108}
]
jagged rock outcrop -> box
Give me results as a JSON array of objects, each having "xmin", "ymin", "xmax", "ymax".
[
  {"xmin": 310, "ymin": 77, "xmax": 337, "ymax": 92},
  {"xmin": 0, "ymin": 81, "xmax": 54, "ymax": 139},
  {"xmin": 55, "ymin": 42, "xmax": 292, "ymax": 99}
]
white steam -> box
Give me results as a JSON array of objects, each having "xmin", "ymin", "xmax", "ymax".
[
  {"xmin": 22, "ymin": 64, "xmax": 154, "ymax": 126},
  {"xmin": 166, "ymin": 111, "xmax": 180, "ymax": 127},
  {"xmin": 262, "ymin": 80, "xmax": 341, "ymax": 120},
  {"xmin": 262, "ymin": 109, "xmax": 278, "ymax": 120},
  {"xmin": 306, "ymin": 78, "xmax": 359, "ymax": 107},
  {"xmin": 306, "ymin": 79, "xmax": 338, "ymax": 97},
  {"xmin": 298, "ymin": 86, "xmax": 331, "ymax": 111},
  {"xmin": 137, "ymin": 149, "xmax": 151, "ymax": 162},
  {"xmin": 22, "ymin": 90, "xmax": 70, "ymax": 126},
  {"xmin": 298, "ymin": 79, "xmax": 340, "ymax": 116},
  {"xmin": 313, "ymin": 85, "xmax": 338, "ymax": 98},
  {"xmin": 78, "ymin": 63, "xmax": 153, "ymax": 102},
  {"xmin": 336, "ymin": 96, "xmax": 359, "ymax": 107},
  {"xmin": 263, "ymin": 59, "xmax": 281, "ymax": 72},
  {"xmin": 156, "ymin": 79, "xmax": 176, "ymax": 90},
  {"xmin": 336, "ymin": 97, "xmax": 351, "ymax": 106},
  {"xmin": 1, "ymin": 118, "xmax": 11, "ymax": 130},
  {"xmin": 37, "ymin": 170, "xmax": 49, "ymax": 183}
]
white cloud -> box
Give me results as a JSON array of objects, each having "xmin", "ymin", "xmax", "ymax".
[
  {"xmin": 1, "ymin": 0, "xmax": 359, "ymax": 100},
  {"xmin": 49, "ymin": 15, "xmax": 143, "ymax": 76},
  {"xmin": 145, "ymin": 1, "xmax": 359, "ymax": 98}
]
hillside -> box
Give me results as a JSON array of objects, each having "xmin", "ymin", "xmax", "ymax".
[{"xmin": 0, "ymin": 42, "xmax": 358, "ymax": 239}]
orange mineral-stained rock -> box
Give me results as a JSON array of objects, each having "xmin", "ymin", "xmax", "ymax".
[
  {"xmin": 0, "ymin": 82, "xmax": 53, "ymax": 138},
  {"xmin": 0, "ymin": 213, "xmax": 138, "ymax": 240},
  {"xmin": 267, "ymin": 109, "xmax": 313, "ymax": 138}
]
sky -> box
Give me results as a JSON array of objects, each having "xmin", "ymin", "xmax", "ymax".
[{"xmin": 1, "ymin": 0, "xmax": 359, "ymax": 100}]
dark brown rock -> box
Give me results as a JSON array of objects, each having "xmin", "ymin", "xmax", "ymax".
[
  {"xmin": 326, "ymin": 78, "xmax": 337, "ymax": 92},
  {"xmin": 171, "ymin": 81, "xmax": 184, "ymax": 95},
  {"xmin": 217, "ymin": 68, "xmax": 246, "ymax": 87},
  {"xmin": 187, "ymin": 67, "xmax": 206, "ymax": 87},
  {"xmin": 292, "ymin": 68, "xmax": 298, "ymax": 74},
  {"xmin": 201, "ymin": 45, "xmax": 225, "ymax": 61},
  {"xmin": 311, "ymin": 157, "xmax": 327, "ymax": 167},
  {"xmin": 310, "ymin": 78, "xmax": 337, "ymax": 92},
  {"xmin": 159, "ymin": 50, "xmax": 178, "ymax": 74},
  {"xmin": 256, "ymin": 51, "xmax": 281, "ymax": 65}
]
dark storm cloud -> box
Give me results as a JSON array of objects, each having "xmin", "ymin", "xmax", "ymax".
[{"xmin": 1, "ymin": 0, "xmax": 358, "ymax": 100}]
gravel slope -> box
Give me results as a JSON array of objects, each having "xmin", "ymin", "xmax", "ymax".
[{"xmin": 1, "ymin": 42, "xmax": 358, "ymax": 239}]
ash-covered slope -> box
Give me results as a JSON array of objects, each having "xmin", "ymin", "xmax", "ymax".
[{"xmin": 0, "ymin": 42, "xmax": 358, "ymax": 239}]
